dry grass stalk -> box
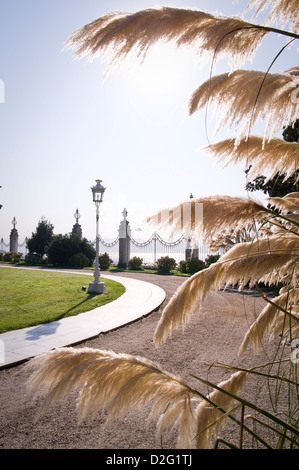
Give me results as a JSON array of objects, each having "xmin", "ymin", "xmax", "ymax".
[
  {"xmin": 154, "ymin": 235, "xmax": 299, "ymax": 346},
  {"xmin": 202, "ymin": 137, "xmax": 299, "ymax": 183},
  {"xmin": 270, "ymin": 309, "xmax": 299, "ymax": 340},
  {"xmin": 26, "ymin": 347, "xmax": 202, "ymax": 448},
  {"xmin": 268, "ymin": 193, "xmax": 299, "ymax": 215},
  {"xmin": 209, "ymin": 227, "xmax": 258, "ymax": 252},
  {"xmin": 266, "ymin": 193, "xmax": 299, "ymax": 235},
  {"xmin": 25, "ymin": 348, "xmax": 253, "ymax": 448},
  {"xmin": 194, "ymin": 371, "xmax": 248, "ymax": 448},
  {"xmin": 238, "ymin": 289, "xmax": 297, "ymax": 354},
  {"xmin": 244, "ymin": 0, "xmax": 299, "ymax": 33},
  {"xmin": 64, "ymin": 7, "xmax": 268, "ymax": 71},
  {"xmin": 26, "ymin": 347, "xmax": 253, "ymax": 448},
  {"xmin": 189, "ymin": 68, "xmax": 299, "ymax": 141},
  {"xmin": 147, "ymin": 195, "xmax": 268, "ymax": 244}
]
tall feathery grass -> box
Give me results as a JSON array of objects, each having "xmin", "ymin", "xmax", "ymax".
[
  {"xmin": 201, "ymin": 136, "xmax": 299, "ymax": 183},
  {"xmin": 64, "ymin": 7, "xmax": 268, "ymax": 71},
  {"xmin": 189, "ymin": 68, "xmax": 299, "ymax": 141},
  {"xmin": 26, "ymin": 0, "xmax": 299, "ymax": 448},
  {"xmin": 243, "ymin": 0, "xmax": 299, "ymax": 33}
]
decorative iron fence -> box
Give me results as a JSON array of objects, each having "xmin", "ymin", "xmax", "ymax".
[
  {"xmin": 98, "ymin": 235, "xmax": 119, "ymax": 264},
  {"xmin": 0, "ymin": 237, "xmax": 29, "ymax": 256},
  {"xmin": 1, "ymin": 233, "xmax": 210, "ymax": 264},
  {"xmin": 98, "ymin": 232, "xmax": 209, "ymax": 265},
  {"xmin": 129, "ymin": 232, "xmax": 186, "ymax": 264}
]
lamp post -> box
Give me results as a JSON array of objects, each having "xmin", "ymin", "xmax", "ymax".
[{"xmin": 88, "ymin": 179, "xmax": 106, "ymax": 294}]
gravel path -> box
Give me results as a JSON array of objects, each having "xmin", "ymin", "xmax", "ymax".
[{"xmin": 0, "ymin": 271, "xmax": 286, "ymax": 449}]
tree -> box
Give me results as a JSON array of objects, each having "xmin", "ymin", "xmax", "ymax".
[
  {"xmin": 245, "ymin": 170, "xmax": 298, "ymax": 197},
  {"xmin": 283, "ymin": 117, "xmax": 299, "ymax": 142},
  {"xmin": 47, "ymin": 234, "xmax": 95, "ymax": 267},
  {"xmin": 246, "ymin": 120, "xmax": 299, "ymax": 197},
  {"xmin": 26, "ymin": 217, "xmax": 54, "ymax": 259},
  {"xmin": 27, "ymin": 2, "xmax": 299, "ymax": 449}
]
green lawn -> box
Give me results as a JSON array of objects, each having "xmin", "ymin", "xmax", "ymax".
[{"xmin": 0, "ymin": 268, "xmax": 125, "ymax": 333}]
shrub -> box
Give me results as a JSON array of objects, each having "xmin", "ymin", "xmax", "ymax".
[
  {"xmin": 205, "ymin": 254, "xmax": 221, "ymax": 267},
  {"xmin": 186, "ymin": 257, "xmax": 206, "ymax": 275},
  {"xmin": 3, "ymin": 251, "xmax": 15, "ymax": 262},
  {"xmin": 178, "ymin": 260, "xmax": 187, "ymax": 273},
  {"xmin": 25, "ymin": 252, "xmax": 42, "ymax": 266},
  {"xmin": 157, "ymin": 256, "xmax": 177, "ymax": 273},
  {"xmin": 13, "ymin": 252, "xmax": 23, "ymax": 263},
  {"xmin": 68, "ymin": 253, "xmax": 90, "ymax": 268},
  {"xmin": 1, "ymin": 252, "xmax": 22, "ymax": 263},
  {"xmin": 98, "ymin": 252, "xmax": 113, "ymax": 270},
  {"xmin": 178, "ymin": 258, "xmax": 205, "ymax": 274},
  {"xmin": 128, "ymin": 256, "xmax": 143, "ymax": 270}
]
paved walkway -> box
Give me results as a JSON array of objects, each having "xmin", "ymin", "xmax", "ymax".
[{"xmin": 0, "ymin": 270, "xmax": 166, "ymax": 369}]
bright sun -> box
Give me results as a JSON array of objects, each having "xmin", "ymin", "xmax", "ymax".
[
  {"xmin": 111, "ymin": 40, "xmax": 200, "ymax": 126},
  {"xmin": 123, "ymin": 40, "xmax": 198, "ymax": 95}
]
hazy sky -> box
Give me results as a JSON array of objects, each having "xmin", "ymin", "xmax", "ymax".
[{"xmin": 0, "ymin": 0, "xmax": 296, "ymax": 242}]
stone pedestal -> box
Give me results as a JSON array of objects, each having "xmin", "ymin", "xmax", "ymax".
[
  {"xmin": 118, "ymin": 209, "xmax": 131, "ymax": 268},
  {"xmin": 185, "ymin": 238, "xmax": 199, "ymax": 260},
  {"xmin": 88, "ymin": 281, "xmax": 105, "ymax": 294},
  {"xmin": 10, "ymin": 228, "xmax": 18, "ymax": 253},
  {"xmin": 72, "ymin": 209, "xmax": 83, "ymax": 239},
  {"xmin": 72, "ymin": 223, "xmax": 82, "ymax": 239}
]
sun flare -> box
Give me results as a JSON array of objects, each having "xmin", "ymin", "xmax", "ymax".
[{"xmin": 123, "ymin": 40, "xmax": 198, "ymax": 95}]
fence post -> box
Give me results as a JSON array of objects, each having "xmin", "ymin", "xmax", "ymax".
[
  {"xmin": 153, "ymin": 232, "xmax": 157, "ymax": 264},
  {"xmin": 118, "ymin": 209, "xmax": 131, "ymax": 268},
  {"xmin": 185, "ymin": 238, "xmax": 200, "ymax": 260},
  {"xmin": 9, "ymin": 217, "xmax": 19, "ymax": 254}
]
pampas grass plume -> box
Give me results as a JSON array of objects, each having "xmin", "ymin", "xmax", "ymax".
[
  {"xmin": 189, "ymin": 69, "xmax": 299, "ymax": 140},
  {"xmin": 64, "ymin": 7, "xmax": 268, "ymax": 71},
  {"xmin": 147, "ymin": 195, "xmax": 268, "ymax": 244},
  {"xmin": 26, "ymin": 347, "xmax": 202, "ymax": 448},
  {"xmin": 245, "ymin": 0, "xmax": 299, "ymax": 33},
  {"xmin": 26, "ymin": 348, "xmax": 252, "ymax": 448},
  {"xmin": 202, "ymin": 137, "xmax": 299, "ymax": 183},
  {"xmin": 195, "ymin": 371, "xmax": 248, "ymax": 448},
  {"xmin": 154, "ymin": 235, "xmax": 299, "ymax": 346}
]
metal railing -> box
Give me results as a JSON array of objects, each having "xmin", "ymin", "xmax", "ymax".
[{"xmin": 1, "ymin": 232, "xmax": 210, "ymax": 265}]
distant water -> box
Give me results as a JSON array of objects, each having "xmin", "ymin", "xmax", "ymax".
[{"xmin": 1, "ymin": 237, "xmax": 212, "ymax": 265}]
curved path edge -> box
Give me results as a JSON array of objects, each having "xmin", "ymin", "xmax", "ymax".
[{"xmin": 0, "ymin": 269, "xmax": 166, "ymax": 369}]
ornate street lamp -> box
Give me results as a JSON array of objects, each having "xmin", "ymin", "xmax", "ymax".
[
  {"xmin": 74, "ymin": 208, "xmax": 81, "ymax": 223},
  {"xmin": 88, "ymin": 179, "xmax": 106, "ymax": 294}
]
